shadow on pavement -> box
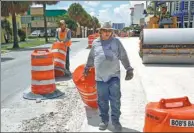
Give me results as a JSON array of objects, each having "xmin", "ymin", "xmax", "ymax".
[
  {"xmin": 7, "ymin": 47, "xmax": 51, "ymax": 52},
  {"xmin": 55, "ymin": 75, "xmax": 72, "ymax": 82},
  {"xmin": 1, "ymin": 57, "xmax": 14, "ymax": 62},
  {"xmin": 84, "ymin": 106, "xmax": 141, "ymax": 132},
  {"xmin": 143, "ymin": 64, "xmax": 194, "ymax": 68},
  {"xmin": 85, "ymin": 106, "xmax": 100, "ymax": 127},
  {"xmin": 72, "ymin": 41, "xmax": 80, "ymax": 43}
]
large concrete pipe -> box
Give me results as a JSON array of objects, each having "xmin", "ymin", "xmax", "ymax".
[{"xmin": 142, "ymin": 28, "xmax": 194, "ymax": 64}]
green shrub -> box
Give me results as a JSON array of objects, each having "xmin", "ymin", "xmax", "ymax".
[{"xmin": 18, "ymin": 29, "xmax": 26, "ymax": 41}]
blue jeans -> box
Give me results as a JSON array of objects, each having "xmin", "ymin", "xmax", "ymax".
[{"xmin": 96, "ymin": 77, "xmax": 121, "ymax": 124}]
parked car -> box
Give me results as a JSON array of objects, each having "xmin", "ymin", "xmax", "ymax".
[
  {"xmin": 40, "ymin": 29, "xmax": 53, "ymax": 37},
  {"xmin": 29, "ymin": 30, "xmax": 41, "ymax": 37}
]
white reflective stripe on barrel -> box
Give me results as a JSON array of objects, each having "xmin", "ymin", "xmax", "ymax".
[
  {"xmin": 31, "ymin": 65, "xmax": 54, "ymax": 71},
  {"xmin": 79, "ymin": 90, "xmax": 97, "ymax": 96},
  {"xmin": 54, "ymin": 58, "xmax": 66, "ymax": 65},
  {"xmin": 83, "ymin": 98, "xmax": 97, "ymax": 101},
  {"xmin": 52, "ymin": 49, "xmax": 66, "ymax": 55},
  {"xmin": 32, "ymin": 79, "xmax": 55, "ymax": 85},
  {"xmin": 54, "ymin": 66, "xmax": 65, "ymax": 72}
]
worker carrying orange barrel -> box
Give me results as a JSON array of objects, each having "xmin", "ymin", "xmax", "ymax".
[
  {"xmin": 55, "ymin": 20, "xmax": 72, "ymax": 76},
  {"xmin": 83, "ymin": 22, "xmax": 134, "ymax": 132}
]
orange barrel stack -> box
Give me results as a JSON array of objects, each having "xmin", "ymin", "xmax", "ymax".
[
  {"xmin": 143, "ymin": 96, "xmax": 194, "ymax": 132},
  {"xmin": 88, "ymin": 34, "xmax": 96, "ymax": 48},
  {"xmin": 72, "ymin": 64, "xmax": 98, "ymax": 109},
  {"xmin": 31, "ymin": 49, "xmax": 56, "ymax": 94},
  {"xmin": 51, "ymin": 42, "xmax": 67, "ymax": 77}
]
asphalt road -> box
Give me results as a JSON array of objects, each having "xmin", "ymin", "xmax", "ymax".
[{"xmin": 1, "ymin": 38, "xmax": 88, "ymax": 103}]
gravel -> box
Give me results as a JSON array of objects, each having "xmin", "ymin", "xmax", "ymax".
[{"xmin": 20, "ymin": 80, "xmax": 86, "ymax": 132}]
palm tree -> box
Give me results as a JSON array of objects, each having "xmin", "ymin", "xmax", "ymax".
[
  {"xmin": 1, "ymin": 1, "xmax": 32, "ymax": 48},
  {"xmin": 68, "ymin": 3, "xmax": 85, "ymax": 23},
  {"xmin": 92, "ymin": 16, "xmax": 100, "ymax": 32},
  {"xmin": 68, "ymin": 3, "xmax": 86, "ymax": 37},
  {"xmin": 34, "ymin": 1, "xmax": 59, "ymax": 43}
]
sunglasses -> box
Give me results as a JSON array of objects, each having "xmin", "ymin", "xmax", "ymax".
[{"xmin": 101, "ymin": 29, "xmax": 112, "ymax": 33}]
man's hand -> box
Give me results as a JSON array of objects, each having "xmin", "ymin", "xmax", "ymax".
[
  {"xmin": 83, "ymin": 67, "xmax": 90, "ymax": 76},
  {"xmin": 125, "ymin": 69, "xmax": 134, "ymax": 81}
]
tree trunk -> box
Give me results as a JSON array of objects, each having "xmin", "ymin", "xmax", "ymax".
[
  {"xmin": 80, "ymin": 26, "xmax": 82, "ymax": 38},
  {"xmin": 12, "ymin": 2, "xmax": 19, "ymax": 48},
  {"xmin": 43, "ymin": 3, "xmax": 48, "ymax": 43}
]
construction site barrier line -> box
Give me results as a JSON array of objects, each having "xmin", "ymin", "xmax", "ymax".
[
  {"xmin": 54, "ymin": 58, "xmax": 66, "ymax": 65},
  {"xmin": 31, "ymin": 65, "xmax": 54, "ymax": 71},
  {"xmin": 78, "ymin": 90, "xmax": 97, "ymax": 96},
  {"xmin": 51, "ymin": 49, "xmax": 66, "ymax": 55},
  {"xmin": 31, "ymin": 79, "xmax": 55, "ymax": 85}
]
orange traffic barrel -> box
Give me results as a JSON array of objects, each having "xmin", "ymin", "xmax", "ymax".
[
  {"xmin": 88, "ymin": 35, "xmax": 95, "ymax": 48},
  {"xmin": 31, "ymin": 49, "xmax": 56, "ymax": 94},
  {"xmin": 143, "ymin": 96, "xmax": 194, "ymax": 132},
  {"xmin": 51, "ymin": 42, "xmax": 67, "ymax": 77},
  {"xmin": 72, "ymin": 64, "xmax": 98, "ymax": 109}
]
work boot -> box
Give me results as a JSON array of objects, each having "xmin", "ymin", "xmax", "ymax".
[
  {"xmin": 65, "ymin": 70, "xmax": 72, "ymax": 77},
  {"xmin": 99, "ymin": 121, "xmax": 108, "ymax": 130},
  {"xmin": 113, "ymin": 122, "xmax": 122, "ymax": 132}
]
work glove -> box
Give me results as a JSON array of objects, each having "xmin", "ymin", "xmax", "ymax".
[
  {"xmin": 83, "ymin": 66, "xmax": 90, "ymax": 76},
  {"xmin": 125, "ymin": 68, "xmax": 134, "ymax": 81}
]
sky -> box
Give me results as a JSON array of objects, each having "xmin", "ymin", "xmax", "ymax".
[{"xmin": 32, "ymin": 1, "xmax": 146, "ymax": 27}]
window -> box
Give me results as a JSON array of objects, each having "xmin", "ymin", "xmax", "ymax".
[
  {"xmin": 175, "ymin": 1, "xmax": 179, "ymax": 11},
  {"xmin": 184, "ymin": 15, "xmax": 188, "ymax": 21},
  {"xmin": 184, "ymin": 1, "xmax": 189, "ymax": 10}
]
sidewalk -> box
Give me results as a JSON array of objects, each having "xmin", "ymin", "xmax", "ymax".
[{"xmin": 80, "ymin": 37, "xmax": 194, "ymax": 132}]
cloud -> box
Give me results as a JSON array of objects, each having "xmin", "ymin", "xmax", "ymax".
[
  {"xmin": 98, "ymin": 9, "xmax": 112, "ymax": 23},
  {"xmin": 84, "ymin": 1, "xmax": 100, "ymax": 7},
  {"xmin": 90, "ymin": 12, "xmax": 96, "ymax": 16},
  {"xmin": 102, "ymin": 4, "xmax": 112, "ymax": 8},
  {"xmin": 98, "ymin": 4, "xmax": 131, "ymax": 26}
]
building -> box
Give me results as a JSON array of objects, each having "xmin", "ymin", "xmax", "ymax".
[
  {"xmin": 129, "ymin": 7, "xmax": 134, "ymax": 25},
  {"xmin": 112, "ymin": 23, "xmax": 125, "ymax": 30},
  {"xmin": 20, "ymin": 7, "xmax": 67, "ymax": 34},
  {"xmin": 133, "ymin": 3, "xmax": 145, "ymax": 25},
  {"xmin": 171, "ymin": 1, "xmax": 194, "ymax": 28}
]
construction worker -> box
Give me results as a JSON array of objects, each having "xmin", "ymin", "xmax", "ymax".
[
  {"xmin": 56, "ymin": 20, "xmax": 72, "ymax": 76},
  {"xmin": 159, "ymin": 5, "xmax": 171, "ymax": 28},
  {"xmin": 84, "ymin": 22, "xmax": 134, "ymax": 132}
]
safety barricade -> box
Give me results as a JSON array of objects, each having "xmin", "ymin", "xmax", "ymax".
[
  {"xmin": 143, "ymin": 96, "xmax": 194, "ymax": 132},
  {"xmin": 31, "ymin": 49, "xmax": 56, "ymax": 94},
  {"xmin": 51, "ymin": 42, "xmax": 67, "ymax": 77},
  {"xmin": 72, "ymin": 64, "xmax": 98, "ymax": 109}
]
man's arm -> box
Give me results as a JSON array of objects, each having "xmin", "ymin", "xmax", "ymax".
[
  {"xmin": 85, "ymin": 45, "xmax": 95, "ymax": 68},
  {"xmin": 63, "ymin": 29, "xmax": 71, "ymax": 43},
  {"xmin": 55, "ymin": 29, "xmax": 60, "ymax": 41},
  {"xmin": 116, "ymin": 39, "xmax": 133, "ymax": 71}
]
